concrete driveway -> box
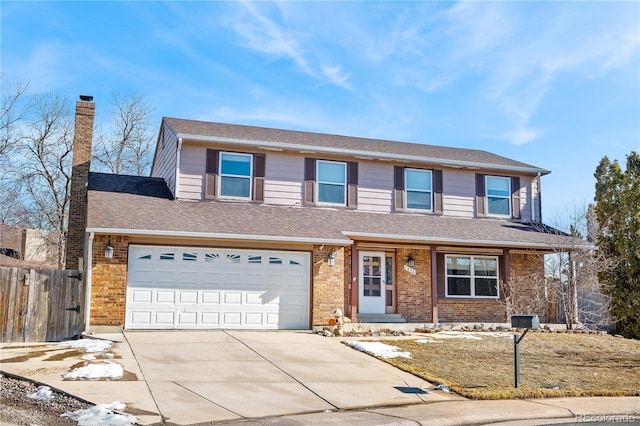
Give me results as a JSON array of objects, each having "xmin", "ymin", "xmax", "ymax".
[{"xmin": 125, "ymin": 330, "xmax": 456, "ymax": 425}]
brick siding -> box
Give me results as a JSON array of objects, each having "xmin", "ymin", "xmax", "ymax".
[
  {"xmin": 395, "ymin": 248, "xmax": 432, "ymax": 322},
  {"xmin": 90, "ymin": 234, "xmax": 128, "ymax": 325},
  {"xmin": 312, "ymin": 245, "xmax": 345, "ymax": 325}
]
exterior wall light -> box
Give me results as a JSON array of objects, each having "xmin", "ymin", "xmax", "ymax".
[
  {"xmin": 407, "ymin": 255, "xmax": 415, "ymax": 267},
  {"xmin": 105, "ymin": 240, "xmax": 114, "ymax": 259},
  {"xmin": 327, "ymin": 250, "xmax": 335, "ymax": 267}
]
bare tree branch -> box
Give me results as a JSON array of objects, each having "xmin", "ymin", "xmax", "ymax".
[{"xmin": 93, "ymin": 93, "xmax": 155, "ymax": 175}]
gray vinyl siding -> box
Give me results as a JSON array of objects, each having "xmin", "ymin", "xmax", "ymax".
[
  {"xmin": 179, "ymin": 143, "xmax": 206, "ymax": 200},
  {"xmin": 150, "ymin": 121, "xmax": 178, "ymax": 197},
  {"xmin": 264, "ymin": 153, "xmax": 304, "ymax": 206},
  {"xmin": 520, "ymin": 175, "xmax": 535, "ymax": 222},
  {"xmin": 357, "ymin": 162, "xmax": 392, "ymax": 213},
  {"xmin": 442, "ymin": 169, "xmax": 475, "ymax": 218}
]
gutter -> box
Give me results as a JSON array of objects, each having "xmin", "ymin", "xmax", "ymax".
[
  {"xmin": 341, "ymin": 231, "xmax": 593, "ymax": 251},
  {"xmin": 85, "ymin": 227, "xmax": 352, "ymax": 246},
  {"xmin": 176, "ymin": 133, "xmax": 550, "ymax": 176}
]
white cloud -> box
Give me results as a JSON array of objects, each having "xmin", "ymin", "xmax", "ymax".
[
  {"xmin": 233, "ymin": 3, "xmax": 313, "ymax": 75},
  {"xmin": 321, "ymin": 65, "xmax": 352, "ymax": 90},
  {"xmin": 503, "ymin": 127, "xmax": 540, "ymax": 146}
]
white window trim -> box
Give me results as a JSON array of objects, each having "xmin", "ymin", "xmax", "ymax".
[
  {"xmin": 316, "ymin": 160, "xmax": 347, "ymax": 206},
  {"xmin": 405, "ymin": 168, "xmax": 433, "ymax": 212},
  {"xmin": 485, "ymin": 175, "xmax": 511, "ymax": 218},
  {"xmin": 445, "ymin": 254, "xmax": 500, "ymax": 299},
  {"xmin": 218, "ymin": 152, "xmax": 253, "ymax": 200}
]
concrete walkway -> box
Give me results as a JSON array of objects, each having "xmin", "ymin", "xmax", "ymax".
[{"xmin": 1, "ymin": 331, "xmax": 639, "ymax": 426}]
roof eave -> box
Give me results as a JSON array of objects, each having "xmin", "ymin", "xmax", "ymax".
[
  {"xmin": 176, "ymin": 133, "xmax": 551, "ymax": 176},
  {"xmin": 341, "ymin": 231, "xmax": 590, "ymax": 251},
  {"xmin": 86, "ymin": 228, "xmax": 352, "ymax": 246}
]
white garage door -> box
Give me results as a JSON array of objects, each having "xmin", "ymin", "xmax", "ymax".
[{"xmin": 125, "ymin": 245, "xmax": 310, "ymax": 330}]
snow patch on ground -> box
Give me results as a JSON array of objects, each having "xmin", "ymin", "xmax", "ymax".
[
  {"xmin": 57, "ymin": 338, "xmax": 113, "ymax": 353},
  {"xmin": 28, "ymin": 385, "xmax": 54, "ymax": 400},
  {"xmin": 346, "ymin": 341, "xmax": 411, "ymax": 358},
  {"xmin": 81, "ymin": 354, "xmax": 96, "ymax": 361},
  {"xmin": 416, "ymin": 339, "xmax": 442, "ymax": 344},
  {"xmin": 61, "ymin": 401, "xmax": 136, "ymax": 426},
  {"xmin": 63, "ymin": 361, "xmax": 124, "ymax": 379}
]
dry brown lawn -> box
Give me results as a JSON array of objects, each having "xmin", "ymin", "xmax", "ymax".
[{"xmin": 366, "ymin": 332, "xmax": 640, "ymax": 400}]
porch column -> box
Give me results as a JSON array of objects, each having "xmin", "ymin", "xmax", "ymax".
[
  {"xmin": 350, "ymin": 242, "xmax": 358, "ymax": 322},
  {"xmin": 503, "ymin": 248, "xmax": 511, "ymax": 315}
]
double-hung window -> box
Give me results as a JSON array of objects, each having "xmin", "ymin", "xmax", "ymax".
[
  {"xmin": 405, "ymin": 169, "xmax": 432, "ymax": 211},
  {"xmin": 219, "ymin": 152, "xmax": 253, "ymax": 199},
  {"xmin": 446, "ymin": 255, "xmax": 499, "ymax": 298},
  {"xmin": 317, "ymin": 160, "xmax": 346, "ymax": 205},
  {"xmin": 486, "ymin": 176, "xmax": 511, "ymax": 217}
]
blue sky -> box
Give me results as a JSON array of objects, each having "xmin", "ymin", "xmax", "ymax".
[{"xmin": 2, "ymin": 1, "xmax": 639, "ymax": 224}]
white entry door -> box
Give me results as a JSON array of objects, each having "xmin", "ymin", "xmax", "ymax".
[{"xmin": 358, "ymin": 251, "xmax": 386, "ymax": 314}]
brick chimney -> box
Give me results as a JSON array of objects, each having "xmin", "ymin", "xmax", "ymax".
[{"xmin": 65, "ymin": 96, "xmax": 95, "ymax": 270}]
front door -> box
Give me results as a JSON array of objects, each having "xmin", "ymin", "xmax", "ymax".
[{"xmin": 358, "ymin": 251, "xmax": 386, "ymax": 314}]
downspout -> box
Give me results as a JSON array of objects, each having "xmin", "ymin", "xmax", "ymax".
[
  {"xmin": 175, "ymin": 137, "xmax": 182, "ymax": 199},
  {"xmin": 84, "ymin": 231, "xmax": 94, "ymax": 333}
]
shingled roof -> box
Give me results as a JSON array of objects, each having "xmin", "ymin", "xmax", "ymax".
[
  {"xmin": 163, "ymin": 117, "xmax": 548, "ymax": 174},
  {"xmin": 87, "ymin": 173, "xmax": 576, "ymax": 249}
]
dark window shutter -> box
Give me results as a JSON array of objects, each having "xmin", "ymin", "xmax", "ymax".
[
  {"xmin": 347, "ymin": 161, "xmax": 358, "ymax": 209},
  {"xmin": 433, "ymin": 169, "xmax": 443, "ymax": 214},
  {"xmin": 303, "ymin": 157, "xmax": 316, "ymax": 206},
  {"xmin": 393, "ymin": 166, "xmax": 405, "ymax": 212},
  {"xmin": 511, "ymin": 176, "xmax": 521, "ymax": 219},
  {"xmin": 436, "ymin": 252, "xmax": 445, "ymax": 298},
  {"xmin": 253, "ymin": 153, "xmax": 266, "ymax": 203},
  {"xmin": 205, "ymin": 149, "xmax": 219, "ymax": 199},
  {"xmin": 475, "ymin": 173, "xmax": 486, "ymax": 217}
]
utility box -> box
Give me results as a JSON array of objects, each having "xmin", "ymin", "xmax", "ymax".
[{"xmin": 511, "ymin": 315, "xmax": 540, "ymax": 329}]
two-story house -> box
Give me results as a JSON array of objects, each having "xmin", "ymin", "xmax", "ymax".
[{"xmin": 67, "ymin": 98, "xmax": 575, "ymax": 332}]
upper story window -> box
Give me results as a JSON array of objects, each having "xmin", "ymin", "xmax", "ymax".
[
  {"xmin": 486, "ymin": 176, "xmax": 511, "ymax": 217},
  {"xmin": 446, "ymin": 255, "xmax": 499, "ymax": 298},
  {"xmin": 219, "ymin": 152, "xmax": 253, "ymax": 199},
  {"xmin": 394, "ymin": 166, "xmax": 442, "ymax": 214},
  {"xmin": 316, "ymin": 160, "xmax": 347, "ymax": 205},
  {"xmin": 405, "ymin": 169, "xmax": 432, "ymax": 211}
]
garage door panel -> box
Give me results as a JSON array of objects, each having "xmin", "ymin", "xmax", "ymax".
[
  {"xmin": 156, "ymin": 290, "xmax": 176, "ymax": 303},
  {"xmin": 223, "ymin": 312, "xmax": 242, "ymax": 326},
  {"xmin": 178, "ymin": 291, "xmax": 198, "ymax": 304},
  {"xmin": 245, "ymin": 313, "xmax": 263, "ymax": 325},
  {"xmin": 131, "ymin": 289, "xmax": 152, "ymax": 303},
  {"xmin": 126, "ymin": 246, "xmax": 310, "ymax": 330},
  {"xmin": 201, "ymin": 312, "xmax": 220, "ymax": 325},
  {"xmin": 130, "ymin": 311, "xmax": 152, "ymax": 326},
  {"xmin": 223, "ymin": 292, "xmax": 242, "ymax": 304},
  {"xmin": 201, "ymin": 291, "xmax": 221, "ymax": 304},
  {"xmin": 154, "ymin": 311, "xmax": 176, "ymax": 325}
]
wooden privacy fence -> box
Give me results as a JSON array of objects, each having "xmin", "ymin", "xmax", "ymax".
[{"xmin": 1, "ymin": 267, "xmax": 85, "ymax": 342}]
